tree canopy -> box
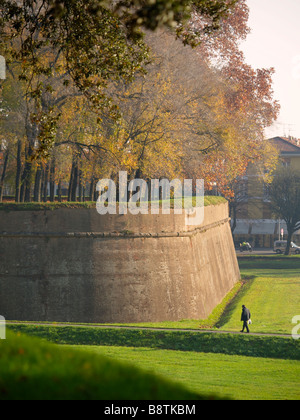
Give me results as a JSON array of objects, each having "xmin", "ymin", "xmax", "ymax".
[
  {"xmin": 0, "ymin": 0, "xmax": 280, "ymax": 204},
  {"xmin": 0, "ymin": 0, "xmax": 237, "ymax": 108}
]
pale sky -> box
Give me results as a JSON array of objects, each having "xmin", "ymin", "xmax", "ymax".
[{"xmin": 241, "ymin": 0, "xmax": 300, "ymax": 139}]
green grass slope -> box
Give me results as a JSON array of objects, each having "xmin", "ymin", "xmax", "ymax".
[
  {"xmin": 75, "ymin": 345, "xmax": 300, "ymax": 401},
  {"xmin": 0, "ymin": 331, "xmax": 212, "ymax": 400}
]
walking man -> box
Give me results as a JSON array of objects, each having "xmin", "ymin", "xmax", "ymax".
[{"xmin": 241, "ymin": 305, "xmax": 251, "ymax": 333}]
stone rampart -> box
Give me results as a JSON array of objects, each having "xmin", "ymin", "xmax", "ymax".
[{"xmin": 0, "ymin": 202, "xmax": 240, "ymax": 323}]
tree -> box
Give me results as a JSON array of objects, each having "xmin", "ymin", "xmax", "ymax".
[
  {"xmin": 0, "ymin": 1, "xmax": 280, "ymax": 204},
  {"xmin": 104, "ymin": 30, "xmax": 220, "ymax": 181},
  {"xmin": 269, "ymin": 167, "xmax": 300, "ymax": 255},
  {"xmin": 184, "ymin": 0, "xmax": 280, "ymax": 202},
  {"xmin": 0, "ymin": 0, "xmax": 237, "ymax": 161},
  {"xmin": 0, "ymin": 57, "xmax": 83, "ymax": 202},
  {"xmin": 0, "ymin": 141, "xmax": 10, "ymax": 201},
  {"xmin": 228, "ymin": 140, "xmax": 279, "ymax": 233},
  {"xmin": 0, "ymin": 67, "xmax": 27, "ymax": 202}
]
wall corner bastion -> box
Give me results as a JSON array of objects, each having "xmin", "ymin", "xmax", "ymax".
[{"xmin": 0, "ymin": 202, "xmax": 240, "ymax": 323}]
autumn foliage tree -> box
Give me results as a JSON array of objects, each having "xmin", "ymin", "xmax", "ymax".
[
  {"xmin": 0, "ymin": 0, "xmax": 280, "ymax": 203},
  {"xmin": 184, "ymin": 0, "xmax": 280, "ymax": 200},
  {"xmin": 102, "ymin": 30, "xmax": 227, "ymax": 182},
  {"xmin": 0, "ymin": 0, "xmax": 237, "ymax": 141}
]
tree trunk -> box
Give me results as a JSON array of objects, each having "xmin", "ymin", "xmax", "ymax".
[
  {"xmin": 49, "ymin": 158, "xmax": 56, "ymax": 202},
  {"xmin": 230, "ymin": 202, "xmax": 237, "ymax": 233},
  {"xmin": 71, "ymin": 161, "xmax": 78, "ymax": 202},
  {"xmin": 24, "ymin": 113, "xmax": 39, "ymax": 202},
  {"xmin": 0, "ymin": 150, "xmax": 9, "ymax": 202},
  {"xmin": 23, "ymin": 142, "xmax": 35, "ymax": 203},
  {"xmin": 43, "ymin": 163, "xmax": 50, "ymax": 202},
  {"xmin": 78, "ymin": 166, "xmax": 83, "ymax": 202},
  {"xmin": 20, "ymin": 172, "xmax": 26, "ymax": 203},
  {"xmin": 93, "ymin": 183, "xmax": 99, "ymax": 202},
  {"xmin": 23, "ymin": 154, "xmax": 33, "ymax": 202},
  {"xmin": 68, "ymin": 157, "xmax": 79, "ymax": 202},
  {"xmin": 68, "ymin": 162, "xmax": 74, "ymax": 202},
  {"xmin": 15, "ymin": 140, "xmax": 22, "ymax": 203},
  {"xmin": 89, "ymin": 177, "xmax": 95, "ymax": 202},
  {"xmin": 34, "ymin": 166, "xmax": 43, "ymax": 202},
  {"xmin": 57, "ymin": 180, "xmax": 62, "ymax": 202}
]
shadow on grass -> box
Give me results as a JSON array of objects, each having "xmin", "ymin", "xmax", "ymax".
[
  {"xmin": 8, "ymin": 324, "xmax": 300, "ymax": 361},
  {"xmin": 215, "ymin": 275, "xmax": 256, "ymax": 329}
]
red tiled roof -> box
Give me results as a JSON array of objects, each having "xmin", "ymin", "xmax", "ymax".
[{"xmin": 269, "ymin": 137, "xmax": 300, "ymax": 153}]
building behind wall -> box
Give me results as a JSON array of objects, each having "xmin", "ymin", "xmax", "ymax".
[{"xmin": 233, "ymin": 137, "xmax": 300, "ymax": 248}]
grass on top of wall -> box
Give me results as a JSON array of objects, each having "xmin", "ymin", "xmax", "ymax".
[
  {"xmin": 0, "ymin": 201, "xmax": 96, "ymax": 212},
  {"xmin": 0, "ymin": 196, "xmax": 227, "ymax": 212}
]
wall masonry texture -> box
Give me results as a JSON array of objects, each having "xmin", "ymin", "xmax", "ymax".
[{"xmin": 0, "ymin": 202, "xmax": 240, "ymax": 323}]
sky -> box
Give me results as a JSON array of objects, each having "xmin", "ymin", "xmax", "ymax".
[{"xmin": 241, "ymin": 0, "xmax": 300, "ymax": 139}]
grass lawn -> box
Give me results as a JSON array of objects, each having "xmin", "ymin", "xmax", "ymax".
[
  {"xmin": 4, "ymin": 255, "xmax": 300, "ymax": 400},
  {"xmin": 223, "ymin": 256, "xmax": 300, "ymax": 335},
  {"xmin": 67, "ymin": 345, "xmax": 300, "ymax": 401},
  {"xmin": 0, "ymin": 331, "xmax": 207, "ymax": 400},
  {"xmin": 58, "ymin": 255, "xmax": 300, "ymax": 400},
  {"xmin": 218, "ymin": 274, "xmax": 300, "ymax": 334},
  {"xmin": 7, "ymin": 324, "xmax": 300, "ymax": 400}
]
